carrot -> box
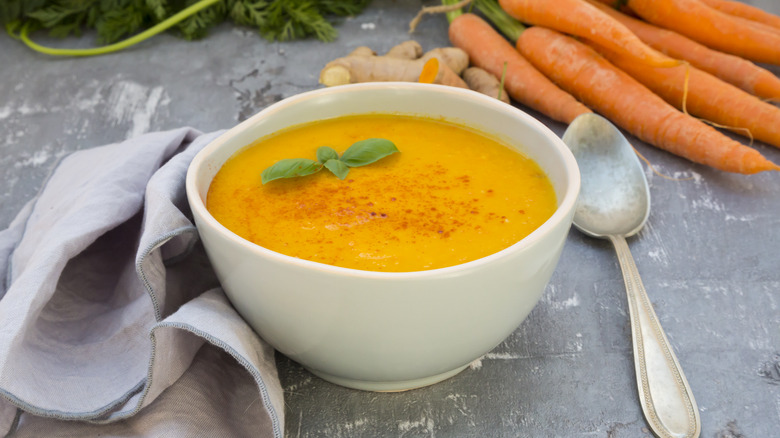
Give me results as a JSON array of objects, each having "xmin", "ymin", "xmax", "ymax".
[
  {"xmin": 516, "ymin": 26, "xmax": 780, "ymax": 174},
  {"xmin": 626, "ymin": 0, "xmax": 780, "ymax": 65},
  {"xmin": 699, "ymin": 0, "xmax": 780, "ymax": 31},
  {"xmin": 589, "ymin": 0, "xmax": 638, "ymax": 14},
  {"xmin": 585, "ymin": 0, "xmax": 780, "ymax": 101},
  {"xmin": 593, "ymin": 43, "xmax": 780, "ymax": 149},
  {"xmin": 497, "ymin": 0, "xmax": 680, "ymax": 67},
  {"xmin": 447, "ymin": 12, "xmax": 590, "ymax": 123}
]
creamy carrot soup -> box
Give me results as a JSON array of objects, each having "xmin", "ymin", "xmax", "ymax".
[{"xmin": 206, "ymin": 114, "xmax": 557, "ymax": 272}]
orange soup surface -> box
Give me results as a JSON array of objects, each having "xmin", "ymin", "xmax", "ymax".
[{"xmin": 207, "ymin": 114, "xmax": 557, "ymax": 272}]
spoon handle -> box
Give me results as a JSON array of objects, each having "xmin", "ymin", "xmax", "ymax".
[{"xmin": 609, "ymin": 235, "xmax": 701, "ymax": 438}]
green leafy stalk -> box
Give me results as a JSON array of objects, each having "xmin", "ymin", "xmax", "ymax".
[
  {"xmin": 11, "ymin": 0, "xmax": 223, "ymax": 56},
  {"xmin": 4, "ymin": 0, "xmax": 372, "ymax": 57},
  {"xmin": 440, "ymin": 0, "xmax": 524, "ymax": 42},
  {"xmin": 441, "ymin": 0, "xmax": 464, "ymax": 24},
  {"xmin": 497, "ymin": 61, "xmax": 507, "ymax": 101},
  {"xmin": 472, "ymin": 0, "xmax": 525, "ymax": 43},
  {"xmin": 261, "ymin": 138, "xmax": 399, "ymax": 184}
]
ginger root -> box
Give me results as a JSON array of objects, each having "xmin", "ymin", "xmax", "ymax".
[
  {"xmin": 385, "ymin": 40, "xmax": 423, "ymax": 59},
  {"xmin": 348, "ymin": 46, "xmax": 376, "ymax": 57},
  {"xmin": 319, "ymin": 40, "xmax": 469, "ymax": 89},
  {"xmin": 319, "ymin": 41, "xmax": 509, "ymax": 104},
  {"xmin": 462, "ymin": 67, "xmax": 510, "ymax": 104}
]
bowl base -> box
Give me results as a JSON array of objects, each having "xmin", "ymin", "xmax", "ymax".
[{"xmin": 306, "ymin": 364, "xmax": 470, "ymax": 392}]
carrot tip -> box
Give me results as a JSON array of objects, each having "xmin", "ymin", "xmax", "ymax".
[{"xmin": 760, "ymin": 161, "xmax": 780, "ymax": 173}]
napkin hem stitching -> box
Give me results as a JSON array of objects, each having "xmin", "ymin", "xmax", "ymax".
[
  {"xmin": 136, "ymin": 226, "xmax": 198, "ymax": 322},
  {"xmin": 0, "ymin": 379, "xmax": 145, "ymax": 422},
  {"xmin": 155, "ymin": 320, "xmax": 283, "ymax": 438}
]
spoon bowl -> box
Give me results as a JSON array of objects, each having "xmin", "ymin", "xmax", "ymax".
[
  {"xmin": 562, "ymin": 113, "xmax": 650, "ymax": 238},
  {"xmin": 563, "ymin": 114, "xmax": 700, "ymax": 438}
]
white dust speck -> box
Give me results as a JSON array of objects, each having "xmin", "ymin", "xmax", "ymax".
[
  {"xmin": 132, "ymin": 86, "xmax": 164, "ymax": 137},
  {"xmin": 283, "ymin": 376, "xmax": 312, "ymax": 393},
  {"xmin": 541, "ymin": 284, "xmax": 582, "ymax": 310},
  {"xmin": 339, "ymin": 418, "xmax": 367, "ymax": 431},
  {"xmin": 0, "ymin": 106, "xmax": 11, "ymax": 120},
  {"xmin": 471, "ymin": 351, "xmax": 523, "ymax": 369},
  {"xmin": 446, "ymin": 393, "xmax": 476, "ymax": 426},
  {"xmin": 107, "ymin": 80, "xmax": 166, "ymax": 138},
  {"xmin": 483, "ymin": 352, "xmax": 521, "ymax": 360},
  {"xmin": 691, "ymin": 194, "xmax": 724, "ymax": 212},
  {"xmin": 73, "ymin": 85, "xmax": 104, "ymax": 112},
  {"xmin": 647, "ymin": 247, "xmax": 667, "ymax": 264},
  {"xmin": 315, "ymin": 417, "xmax": 370, "ymax": 436},
  {"xmin": 724, "ymin": 214, "xmax": 759, "ymax": 222},
  {"xmin": 17, "ymin": 102, "xmax": 44, "ymax": 115},
  {"xmin": 159, "ymin": 93, "xmax": 171, "ymax": 107},
  {"xmin": 544, "ymin": 290, "xmax": 581, "ymax": 310},
  {"xmin": 14, "ymin": 150, "xmax": 51, "ymax": 168},
  {"xmin": 567, "ymin": 336, "xmax": 583, "ymax": 352},
  {"xmin": 361, "ymin": 22, "xmax": 376, "ymax": 30},
  {"xmin": 561, "ymin": 295, "xmax": 580, "ymax": 308},
  {"xmin": 398, "ymin": 417, "xmax": 435, "ymax": 434},
  {"xmin": 686, "ymin": 172, "xmax": 729, "ymax": 213}
]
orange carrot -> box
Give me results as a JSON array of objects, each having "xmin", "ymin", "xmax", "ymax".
[
  {"xmin": 589, "ymin": 0, "xmax": 638, "ymax": 14},
  {"xmin": 593, "ymin": 43, "xmax": 780, "ymax": 149},
  {"xmin": 699, "ymin": 0, "xmax": 780, "ymax": 30},
  {"xmin": 626, "ymin": 0, "xmax": 780, "ymax": 64},
  {"xmin": 516, "ymin": 26, "xmax": 780, "ymax": 174},
  {"xmin": 497, "ymin": 0, "xmax": 680, "ymax": 67},
  {"xmin": 585, "ymin": 0, "xmax": 780, "ymax": 101},
  {"xmin": 447, "ymin": 12, "xmax": 590, "ymax": 123}
]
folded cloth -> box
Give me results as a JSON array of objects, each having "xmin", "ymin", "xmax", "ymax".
[{"xmin": 0, "ymin": 128, "xmax": 284, "ymax": 437}]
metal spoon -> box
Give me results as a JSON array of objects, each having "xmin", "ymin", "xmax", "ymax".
[{"xmin": 562, "ymin": 113, "xmax": 700, "ymax": 438}]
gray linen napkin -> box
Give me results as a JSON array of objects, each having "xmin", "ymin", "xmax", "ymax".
[{"xmin": 0, "ymin": 128, "xmax": 284, "ymax": 437}]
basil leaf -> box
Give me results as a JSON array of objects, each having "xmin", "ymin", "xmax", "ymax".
[
  {"xmin": 316, "ymin": 146, "xmax": 339, "ymax": 163},
  {"xmin": 261, "ymin": 158, "xmax": 322, "ymax": 184},
  {"xmin": 323, "ymin": 159, "xmax": 350, "ymax": 180},
  {"xmin": 340, "ymin": 138, "xmax": 399, "ymax": 167}
]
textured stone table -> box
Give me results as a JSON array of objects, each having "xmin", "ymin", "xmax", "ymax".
[{"xmin": 1, "ymin": 1, "xmax": 778, "ymax": 436}]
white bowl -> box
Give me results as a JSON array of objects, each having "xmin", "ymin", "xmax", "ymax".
[{"xmin": 186, "ymin": 83, "xmax": 580, "ymax": 391}]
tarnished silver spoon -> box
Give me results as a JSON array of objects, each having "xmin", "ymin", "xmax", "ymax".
[{"xmin": 563, "ymin": 113, "xmax": 700, "ymax": 438}]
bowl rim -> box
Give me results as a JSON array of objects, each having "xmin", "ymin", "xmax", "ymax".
[{"xmin": 186, "ymin": 82, "xmax": 581, "ymax": 279}]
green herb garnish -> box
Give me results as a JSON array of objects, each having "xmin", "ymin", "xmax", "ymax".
[{"xmin": 261, "ymin": 138, "xmax": 399, "ymax": 184}]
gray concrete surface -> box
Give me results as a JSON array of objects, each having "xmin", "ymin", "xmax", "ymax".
[{"xmin": 2, "ymin": 1, "xmax": 779, "ymax": 436}]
